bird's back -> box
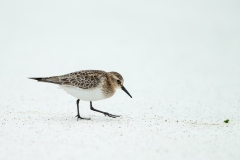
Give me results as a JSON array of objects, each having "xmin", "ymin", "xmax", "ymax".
[{"xmin": 30, "ymin": 70, "xmax": 107, "ymax": 89}]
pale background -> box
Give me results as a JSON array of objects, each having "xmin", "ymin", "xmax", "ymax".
[{"xmin": 0, "ymin": 0, "xmax": 240, "ymax": 160}]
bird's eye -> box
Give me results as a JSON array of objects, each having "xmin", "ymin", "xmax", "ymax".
[{"xmin": 117, "ymin": 80, "xmax": 121, "ymax": 84}]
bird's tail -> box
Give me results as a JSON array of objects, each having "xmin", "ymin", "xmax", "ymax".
[
  {"xmin": 29, "ymin": 77, "xmax": 45, "ymax": 81},
  {"xmin": 29, "ymin": 77, "xmax": 61, "ymax": 84}
]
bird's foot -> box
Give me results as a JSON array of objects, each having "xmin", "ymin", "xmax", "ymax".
[
  {"xmin": 75, "ymin": 115, "xmax": 91, "ymax": 120},
  {"xmin": 103, "ymin": 112, "xmax": 121, "ymax": 118}
]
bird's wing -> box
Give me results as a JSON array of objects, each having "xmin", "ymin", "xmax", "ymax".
[{"xmin": 38, "ymin": 70, "xmax": 107, "ymax": 89}]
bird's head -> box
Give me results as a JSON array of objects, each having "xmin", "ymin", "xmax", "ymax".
[{"xmin": 108, "ymin": 72, "xmax": 132, "ymax": 98}]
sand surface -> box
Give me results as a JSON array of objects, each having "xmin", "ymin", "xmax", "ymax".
[{"xmin": 1, "ymin": 1, "xmax": 240, "ymax": 160}]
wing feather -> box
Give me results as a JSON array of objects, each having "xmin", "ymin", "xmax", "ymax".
[{"xmin": 53, "ymin": 70, "xmax": 106, "ymax": 89}]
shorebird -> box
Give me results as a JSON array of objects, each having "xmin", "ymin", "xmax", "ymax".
[{"xmin": 29, "ymin": 70, "xmax": 132, "ymax": 120}]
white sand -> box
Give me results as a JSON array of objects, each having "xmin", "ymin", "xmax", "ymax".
[{"xmin": 1, "ymin": 1, "xmax": 240, "ymax": 160}]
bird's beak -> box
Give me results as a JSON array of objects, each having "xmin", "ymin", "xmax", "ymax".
[{"xmin": 121, "ymin": 86, "xmax": 132, "ymax": 98}]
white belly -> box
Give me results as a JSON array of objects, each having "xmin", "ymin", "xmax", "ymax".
[{"xmin": 60, "ymin": 86, "xmax": 108, "ymax": 101}]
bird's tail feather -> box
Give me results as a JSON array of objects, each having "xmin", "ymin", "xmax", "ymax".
[
  {"xmin": 29, "ymin": 77, "xmax": 61, "ymax": 84},
  {"xmin": 29, "ymin": 77, "xmax": 44, "ymax": 81}
]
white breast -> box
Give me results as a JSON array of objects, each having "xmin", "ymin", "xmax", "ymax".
[{"xmin": 60, "ymin": 85, "xmax": 108, "ymax": 101}]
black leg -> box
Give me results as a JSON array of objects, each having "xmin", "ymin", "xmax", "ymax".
[
  {"xmin": 75, "ymin": 99, "xmax": 90, "ymax": 120},
  {"xmin": 90, "ymin": 101, "xmax": 120, "ymax": 118}
]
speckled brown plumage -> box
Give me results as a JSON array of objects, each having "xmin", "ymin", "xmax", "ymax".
[{"xmin": 39, "ymin": 70, "xmax": 106, "ymax": 89}]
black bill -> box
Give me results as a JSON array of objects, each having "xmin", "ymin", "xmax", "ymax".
[{"xmin": 121, "ymin": 86, "xmax": 132, "ymax": 98}]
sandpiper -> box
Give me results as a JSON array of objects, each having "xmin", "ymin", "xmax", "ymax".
[{"xmin": 29, "ymin": 70, "xmax": 132, "ymax": 120}]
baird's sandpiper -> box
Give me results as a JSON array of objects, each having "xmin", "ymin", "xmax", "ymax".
[{"xmin": 29, "ymin": 70, "xmax": 132, "ymax": 120}]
